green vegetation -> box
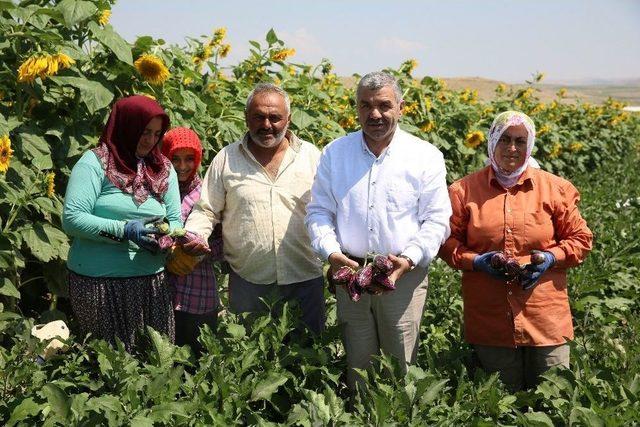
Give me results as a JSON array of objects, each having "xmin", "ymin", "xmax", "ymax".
[{"xmin": 1, "ymin": 0, "xmax": 639, "ymax": 424}]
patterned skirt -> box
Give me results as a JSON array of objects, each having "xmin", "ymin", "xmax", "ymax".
[{"xmin": 68, "ymin": 270, "xmax": 175, "ymax": 352}]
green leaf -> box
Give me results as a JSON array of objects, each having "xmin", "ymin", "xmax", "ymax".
[
  {"xmin": 0, "ymin": 278, "xmax": 20, "ymax": 298},
  {"xmin": 226, "ymin": 323, "xmax": 246, "ymax": 340},
  {"xmin": 521, "ymin": 411, "xmax": 554, "ymax": 426},
  {"xmin": 291, "ymin": 109, "xmax": 315, "ymax": 131},
  {"xmin": 250, "ymin": 372, "xmax": 289, "ymax": 401},
  {"xmin": 88, "ymin": 21, "xmax": 133, "ymax": 65},
  {"xmin": 56, "ymin": 0, "xmax": 97, "ymax": 27},
  {"xmin": 21, "ymin": 223, "xmax": 69, "ymax": 262},
  {"xmin": 42, "ymin": 383, "xmax": 70, "ymax": 420},
  {"xmin": 7, "ymin": 398, "xmax": 41, "ymax": 427},
  {"xmin": 147, "ymin": 326, "xmax": 175, "ymax": 368},
  {"xmin": 265, "ymin": 28, "xmax": 278, "ymax": 45},
  {"xmin": 420, "ymin": 379, "xmax": 448, "ymax": 405},
  {"xmin": 20, "ymin": 131, "xmax": 51, "ymax": 160},
  {"xmin": 50, "ymin": 76, "xmax": 114, "ymax": 114}
]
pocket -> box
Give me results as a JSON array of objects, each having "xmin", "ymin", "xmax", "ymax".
[{"xmin": 386, "ymin": 187, "xmax": 417, "ymax": 212}]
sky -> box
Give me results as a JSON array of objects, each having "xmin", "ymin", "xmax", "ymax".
[{"xmin": 110, "ymin": 0, "xmax": 640, "ymax": 84}]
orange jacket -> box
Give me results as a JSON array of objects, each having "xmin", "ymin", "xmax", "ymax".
[{"xmin": 439, "ymin": 166, "xmax": 593, "ymax": 347}]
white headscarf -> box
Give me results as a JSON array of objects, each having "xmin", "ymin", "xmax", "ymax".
[{"xmin": 487, "ymin": 110, "xmax": 539, "ymax": 189}]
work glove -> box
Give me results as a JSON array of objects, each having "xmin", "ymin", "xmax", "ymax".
[
  {"xmin": 123, "ymin": 215, "xmax": 162, "ymax": 253},
  {"xmin": 520, "ymin": 251, "xmax": 556, "ymax": 290},
  {"xmin": 473, "ymin": 251, "xmax": 510, "ymax": 281},
  {"xmin": 166, "ymin": 245, "xmax": 200, "ymax": 275}
]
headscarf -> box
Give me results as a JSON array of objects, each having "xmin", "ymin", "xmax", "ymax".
[
  {"xmin": 487, "ymin": 110, "xmax": 539, "ymax": 189},
  {"xmin": 92, "ymin": 95, "xmax": 171, "ymax": 205},
  {"xmin": 160, "ymin": 127, "xmax": 203, "ymax": 196}
]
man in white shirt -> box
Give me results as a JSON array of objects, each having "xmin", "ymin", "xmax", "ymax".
[
  {"xmin": 182, "ymin": 83, "xmax": 324, "ymax": 333},
  {"xmin": 305, "ymin": 72, "xmax": 452, "ymax": 388}
]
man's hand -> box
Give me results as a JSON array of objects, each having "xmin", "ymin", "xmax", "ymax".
[
  {"xmin": 181, "ymin": 231, "xmax": 211, "ymax": 256},
  {"xmin": 328, "ymin": 252, "xmax": 359, "ymax": 274},
  {"xmin": 387, "ymin": 254, "xmax": 412, "ymax": 284}
]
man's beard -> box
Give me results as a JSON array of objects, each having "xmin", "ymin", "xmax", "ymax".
[{"xmin": 249, "ymin": 126, "xmax": 288, "ymax": 148}]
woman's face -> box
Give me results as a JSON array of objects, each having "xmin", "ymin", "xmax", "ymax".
[
  {"xmin": 171, "ymin": 148, "xmax": 196, "ymax": 183},
  {"xmin": 494, "ymin": 124, "xmax": 528, "ymax": 173},
  {"xmin": 136, "ymin": 117, "xmax": 163, "ymax": 157}
]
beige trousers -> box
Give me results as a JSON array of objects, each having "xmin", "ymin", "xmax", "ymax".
[
  {"xmin": 336, "ymin": 267, "xmax": 429, "ymax": 390},
  {"xmin": 474, "ymin": 343, "xmax": 570, "ymax": 392}
]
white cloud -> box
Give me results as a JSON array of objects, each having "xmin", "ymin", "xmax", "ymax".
[
  {"xmin": 377, "ymin": 36, "xmax": 426, "ymax": 53},
  {"xmin": 279, "ymin": 28, "xmax": 327, "ymax": 57}
]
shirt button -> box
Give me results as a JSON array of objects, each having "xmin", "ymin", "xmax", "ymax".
[
  {"xmin": 508, "ymin": 291, "xmax": 513, "ymax": 295},
  {"xmin": 506, "ymin": 228, "xmax": 512, "ymax": 233},
  {"xmin": 372, "ymin": 182, "xmax": 376, "ymax": 185},
  {"xmin": 369, "ymin": 227, "xmax": 373, "ymax": 231},
  {"xmin": 507, "ymin": 209, "xmax": 512, "ymax": 213}
]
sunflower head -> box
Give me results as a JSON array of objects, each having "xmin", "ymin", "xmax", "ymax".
[
  {"xmin": 270, "ymin": 48, "xmax": 295, "ymax": 62},
  {"xmin": 464, "ymin": 131, "xmax": 485, "ymax": 149},
  {"xmin": 134, "ymin": 54, "xmax": 170, "ymax": 85},
  {"xmin": 0, "ymin": 134, "xmax": 14, "ymax": 173},
  {"xmin": 98, "ymin": 9, "xmax": 111, "ymax": 26},
  {"xmin": 45, "ymin": 172, "xmax": 56, "ymax": 197},
  {"xmin": 219, "ymin": 44, "xmax": 231, "ymax": 58}
]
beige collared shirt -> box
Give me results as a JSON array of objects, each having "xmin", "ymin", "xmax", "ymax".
[{"xmin": 185, "ymin": 132, "xmax": 322, "ymax": 285}]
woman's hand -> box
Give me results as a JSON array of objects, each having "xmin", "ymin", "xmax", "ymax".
[
  {"xmin": 166, "ymin": 245, "xmax": 200, "ymax": 275},
  {"xmin": 473, "ymin": 251, "xmax": 510, "ymax": 281},
  {"xmin": 520, "ymin": 251, "xmax": 556, "ymax": 290},
  {"xmin": 123, "ymin": 216, "xmax": 162, "ymax": 253}
]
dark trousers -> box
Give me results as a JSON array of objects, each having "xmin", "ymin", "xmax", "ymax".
[
  {"xmin": 174, "ymin": 310, "xmax": 218, "ymax": 355},
  {"xmin": 228, "ymin": 270, "xmax": 325, "ymax": 334}
]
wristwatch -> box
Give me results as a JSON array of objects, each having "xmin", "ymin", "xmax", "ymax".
[{"xmin": 398, "ymin": 255, "xmax": 415, "ymax": 271}]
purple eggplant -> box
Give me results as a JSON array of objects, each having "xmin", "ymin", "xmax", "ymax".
[
  {"xmin": 357, "ymin": 264, "xmax": 374, "ymax": 289},
  {"xmin": 373, "ymin": 254, "xmax": 394, "ymax": 274}
]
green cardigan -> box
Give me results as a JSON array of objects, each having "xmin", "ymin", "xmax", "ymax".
[{"xmin": 62, "ymin": 151, "xmax": 182, "ymax": 277}]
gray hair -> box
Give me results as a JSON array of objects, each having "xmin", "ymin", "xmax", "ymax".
[
  {"xmin": 356, "ymin": 71, "xmax": 403, "ymax": 103},
  {"xmin": 245, "ymin": 83, "xmax": 291, "ymax": 115}
]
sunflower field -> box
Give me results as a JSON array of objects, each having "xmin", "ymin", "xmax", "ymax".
[{"xmin": 1, "ymin": 0, "xmax": 640, "ymax": 425}]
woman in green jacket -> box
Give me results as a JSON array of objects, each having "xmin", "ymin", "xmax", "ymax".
[{"xmin": 62, "ymin": 95, "xmax": 182, "ymax": 350}]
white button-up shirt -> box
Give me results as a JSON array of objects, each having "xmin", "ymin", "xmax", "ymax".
[{"xmin": 305, "ymin": 127, "xmax": 452, "ymax": 267}]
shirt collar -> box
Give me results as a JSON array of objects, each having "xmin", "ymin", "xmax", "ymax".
[
  {"xmin": 358, "ymin": 126, "xmax": 401, "ymax": 159},
  {"xmin": 487, "ymin": 164, "xmax": 536, "ymax": 190}
]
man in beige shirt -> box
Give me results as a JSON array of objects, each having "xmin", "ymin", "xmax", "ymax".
[{"xmin": 182, "ymin": 83, "xmax": 324, "ymax": 332}]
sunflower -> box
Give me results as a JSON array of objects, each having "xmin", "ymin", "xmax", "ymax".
[
  {"xmin": 464, "ymin": 131, "xmax": 485, "ymax": 149},
  {"xmin": 549, "ymin": 142, "xmax": 562, "ymax": 158},
  {"xmin": 219, "ymin": 44, "xmax": 231, "ymax": 58},
  {"xmin": 0, "ymin": 134, "xmax": 14, "ymax": 173},
  {"xmin": 17, "ymin": 53, "xmax": 74, "ymax": 83},
  {"xmin": 212, "ymin": 27, "xmax": 227, "ymax": 46},
  {"xmin": 98, "ymin": 9, "xmax": 111, "ymax": 26},
  {"xmin": 420, "ymin": 121, "xmax": 435, "ymax": 133},
  {"xmin": 270, "ymin": 48, "xmax": 296, "ymax": 62},
  {"xmin": 569, "ymin": 142, "xmax": 584, "ymax": 152},
  {"xmin": 134, "ymin": 54, "xmax": 170, "ymax": 85},
  {"xmin": 45, "ymin": 172, "xmax": 55, "ymax": 197}
]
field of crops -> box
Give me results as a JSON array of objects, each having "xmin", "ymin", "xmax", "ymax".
[{"xmin": 1, "ymin": 1, "xmax": 640, "ymax": 425}]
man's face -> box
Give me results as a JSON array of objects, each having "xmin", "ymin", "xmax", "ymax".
[
  {"xmin": 357, "ymin": 85, "xmax": 404, "ymax": 145},
  {"xmin": 246, "ymin": 92, "xmax": 290, "ymax": 148}
]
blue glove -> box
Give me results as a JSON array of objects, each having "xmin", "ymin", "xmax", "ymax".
[
  {"xmin": 473, "ymin": 251, "xmax": 509, "ymax": 281},
  {"xmin": 520, "ymin": 251, "xmax": 556, "ymax": 290},
  {"xmin": 123, "ymin": 216, "xmax": 162, "ymax": 253}
]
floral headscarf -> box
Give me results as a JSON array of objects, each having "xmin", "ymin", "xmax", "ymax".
[
  {"xmin": 487, "ymin": 110, "xmax": 539, "ymax": 189},
  {"xmin": 93, "ymin": 95, "xmax": 171, "ymax": 205}
]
